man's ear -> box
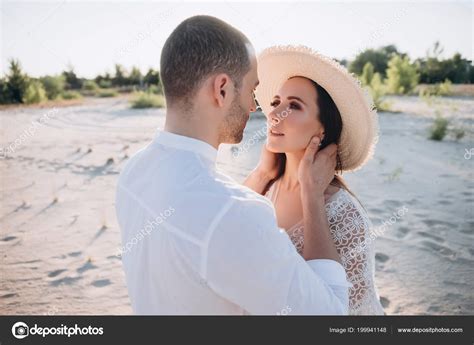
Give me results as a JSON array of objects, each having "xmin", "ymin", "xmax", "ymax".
[{"xmin": 213, "ymin": 73, "xmax": 232, "ymax": 107}]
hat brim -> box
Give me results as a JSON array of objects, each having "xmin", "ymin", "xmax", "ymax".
[{"xmin": 255, "ymin": 45, "xmax": 378, "ymax": 172}]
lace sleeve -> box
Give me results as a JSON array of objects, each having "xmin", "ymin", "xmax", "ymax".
[{"xmin": 326, "ymin": 191, "xmax": 381, "ymax": 315}]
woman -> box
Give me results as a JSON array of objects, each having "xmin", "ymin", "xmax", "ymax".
[{"xmin": 244, "ymin": 45, "xmax": 384, "ymax": 315}]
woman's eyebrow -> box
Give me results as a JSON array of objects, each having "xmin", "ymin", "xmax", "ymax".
[{"xmin": 287, "ymin": 96, "xmax": 306, "ymax": 105}]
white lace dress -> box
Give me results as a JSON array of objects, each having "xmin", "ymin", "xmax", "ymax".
[{"xmin": 266, "ymin": 180, "xmax": 385, "ymax": 315}]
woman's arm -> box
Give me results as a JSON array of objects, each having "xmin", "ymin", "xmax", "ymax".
[
  {"xmin": 242, "ymin": 144, "xmax": 280, "ymax": 194},
  {"xmin": 243, "ymin": 169, "xmax": 273, "ymax": 195}
]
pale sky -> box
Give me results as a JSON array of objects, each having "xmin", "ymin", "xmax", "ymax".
[{"xmin": 1, "ymin": 0, "xmax": 472, "ymax": 78}]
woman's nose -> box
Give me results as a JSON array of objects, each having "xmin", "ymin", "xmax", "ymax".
[{"xmin": 268, "ymin": 111, "xmax": 282, "ymax": 127}]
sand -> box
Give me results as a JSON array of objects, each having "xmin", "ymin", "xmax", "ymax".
[{"xmin": 1, "ymin": 95, "xmax": 473, "ymax": 315}]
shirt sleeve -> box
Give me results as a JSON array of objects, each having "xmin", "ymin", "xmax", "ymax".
[{"xmin": 204, "ymin": 197, "xmax": 351, "ymax": 315}]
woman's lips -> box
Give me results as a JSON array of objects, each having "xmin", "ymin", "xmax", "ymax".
[{"xmin": 269, "ymin": 129, "xmax": 284, "ymax": 137}]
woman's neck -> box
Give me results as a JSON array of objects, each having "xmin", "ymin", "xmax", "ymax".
[
  {"xmin": 280, "ymin": 151, "xmax": 304, "ymax": 191},
  {"xmin": 280, "ymin": 151, "xmax": 340, "ymax": 196}
]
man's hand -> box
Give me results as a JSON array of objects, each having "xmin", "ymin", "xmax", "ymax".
[{"xmin": 298, "ymin": 136, "xmax": 337, "ymax": 199}]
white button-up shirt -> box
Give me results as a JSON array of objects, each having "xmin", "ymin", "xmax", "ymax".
[{"xmin": 116, "ymin": 130, "xmax": 350, "ymax": 315}]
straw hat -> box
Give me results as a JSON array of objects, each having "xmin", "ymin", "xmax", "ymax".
[{"xmin": 255, "ymin": 45, "xmax": 378, "ymax": 172}]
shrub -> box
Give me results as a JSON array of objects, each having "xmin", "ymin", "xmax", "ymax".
[
  {"xmin": 61, "ymin": 90, "xmax": 82, "ymax": 100},
  {"xmin": 40, "ymin": 75, "xmax": 65, "ymax": 100},
  {"xmin": 130, "ymin": 91, "xmax": 165, "ymax": 109},
  {"xmin": 386, "ymin": 55, "xmax": 420, "ymax": 94},
  {"xmin": 23, "ymin": 80, "xmax": 47, "ymax": 104},
  {"xmin": 97, "ymin": 89, "xmax": 118, "ymax": 97},
  {"xmin": 429, "ymin": 115, "xmax": 449, "ymax": 141},
  {"xmin": 360, "ymin": 62, "xmax": 391, "ymax": 112}
]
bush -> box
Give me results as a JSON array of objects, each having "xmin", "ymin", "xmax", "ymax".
[
  {"xmin": 97, "ymin": 89, "xmax": 118, "ymax": 97},
  {"xmin": 130, "ymin": 91, "xmax": 165, "ymax": 109},
  {"xmin": 40, "ymin": 75, "xmax": 65, "ymax": 100},
  {"xmin": 419, "ymin": 79, "xmax": 453, "ymax": 98},
  {"xmin": 61, "ymin": 90, "xmax": 82, "ymax": 100},
  {"xmin": 23, "ymin": 80, "xmax": 48, "ymax": 104},
  {"xmin": 82, "ymin": 80, "xmax": 99, "ymax": 92},
  {"xmin": 98, "ymin": 79, "xmax": 112, "ymax": 89},
  {"xmin": 386, "ymin": 55, "xmax": 420, "ymax": 94},
  {"xmin": 429, "ymin": 115, "xmax": 449, "ymax": 141},
  {"xmin": 147, "ymin": 85, "xmax": 163, "ymax": 95},
  {"xmin": 360, "ymin": 62, "xmax": 391, "ymax": 111}
]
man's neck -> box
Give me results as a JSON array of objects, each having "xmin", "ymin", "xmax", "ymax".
[{"xmin": 164, "ymin": 109, "xmax": 220, "ymax": 149}]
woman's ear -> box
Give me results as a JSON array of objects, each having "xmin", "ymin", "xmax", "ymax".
[{"xmin": 213, "ymin": 73, "xmax": 232, "ymax": 107}]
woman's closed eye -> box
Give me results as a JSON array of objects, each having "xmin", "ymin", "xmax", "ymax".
[
  {"xmin": 270, "ymin": 99, "xmax": 301, "ymax": 111},
  {"xmin": 289, "ymin": 101, "xmax": 301, "ymax": 110},
  {"xmin": 270, "ymin": 100, "xmax": 280, "ymax": 107}
]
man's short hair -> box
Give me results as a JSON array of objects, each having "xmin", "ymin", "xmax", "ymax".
[{"xmin": 160, "ymin": 15, "xmax": 251, "ymax": 107}]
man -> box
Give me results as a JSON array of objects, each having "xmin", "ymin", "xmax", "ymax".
[{"xmin": 116, "ymin": 15, "xmax": 350, "ymax": 315}]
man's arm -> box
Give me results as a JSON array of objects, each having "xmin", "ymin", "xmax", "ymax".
[{"xmin": 204, "ymin": 198, "xmax": 350, "ymax": 315}]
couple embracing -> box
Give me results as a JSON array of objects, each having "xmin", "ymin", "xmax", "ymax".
[{"xmin": 116, "ymin": 15, "xmax": 383, "ymax": 315}]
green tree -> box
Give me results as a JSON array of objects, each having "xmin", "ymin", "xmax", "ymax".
[
  {"xmin": 112, "ymin": 64, "xmax": 127, "ymax": 87},
  {"xmin": 349, "ymin": 45, "xmax": 403, "ymax": 77},
  {"xmin": 128, "ymin": 66, "xmax": 142, "ymax": 87},
  {"xmin": 386, "ymin": 55, "xmax": 420, "ymax": 94},
  {"xmin": 62, "ymin": 64, "xmax": 82, "ymax": 90},
  {"xmin": 5, "ymin": 59, "xmax": 29, "ymax": 103},
  {"xmin": 40, "ymin": 75, "xmax": 65, "ymax": 100}
]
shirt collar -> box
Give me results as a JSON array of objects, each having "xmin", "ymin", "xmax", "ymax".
[{"xmin": 154, "ymin": 129, "xmax": 218, "ymax": 163}]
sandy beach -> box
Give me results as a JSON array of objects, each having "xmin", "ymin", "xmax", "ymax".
[{"xmin": 1, "ymin": 95, "xmax": 473, "ymax": 315}]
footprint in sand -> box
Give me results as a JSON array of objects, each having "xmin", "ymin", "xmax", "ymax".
[
  {"xmin": 91, "ymin": 279, "xmax": 111, "ymax": 288},
  {"xmin": 395, "ymin": 226, "xmax": 410, "ymax": 238},
  {"xmin": 406, "ymin": 198, "xmax": 419, "ymax": 206},
  {"xmin": 437, "ymin": 199, "xmax": 452, "ymax": 205},
  {"xmin": 1, "ymin": 293, "xmax": 19, "ymax": 299},
  {"xmin": 417, "ymin": 231, "xmax": 444, "ymax": 243},
  {"xmin": 77, "ymin": 261, "xmax": 98, "ymax": 274},
  {"xmin": 375, "ymin": 253, "xmax": 390, "ymax": 263},
  {"xmin": 422, "ymin": 219, "xmax": 455, "ymax": 228},
  {"xmin": 68, "ymin": 251, "xmax": 82, "ymax": 257},
  {"xmin": 383, "ymin": 199, "xmax": 403, "ymax": 208},
  {"xmin": 420, "ymin": 240, "xmax": 456, "ymax": 258},
  {"xmin": 50, "ymin": 276, "xmax": 82, "ymax": 287},
  {"xmin": 1, "ymin": 236, "xmax": 17, "ymax": 242},
  {"xmin": 48, "ymin": 269, "xmax": 67, "ymax": 278},
  {"xmin": 379, "ymin": 296, "xmax": 390, "ymax": 308}
]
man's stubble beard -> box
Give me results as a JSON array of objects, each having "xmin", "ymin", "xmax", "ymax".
[{"xmin": 218, "ymin": 93, "xmax": 248, "ymax": 144}]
